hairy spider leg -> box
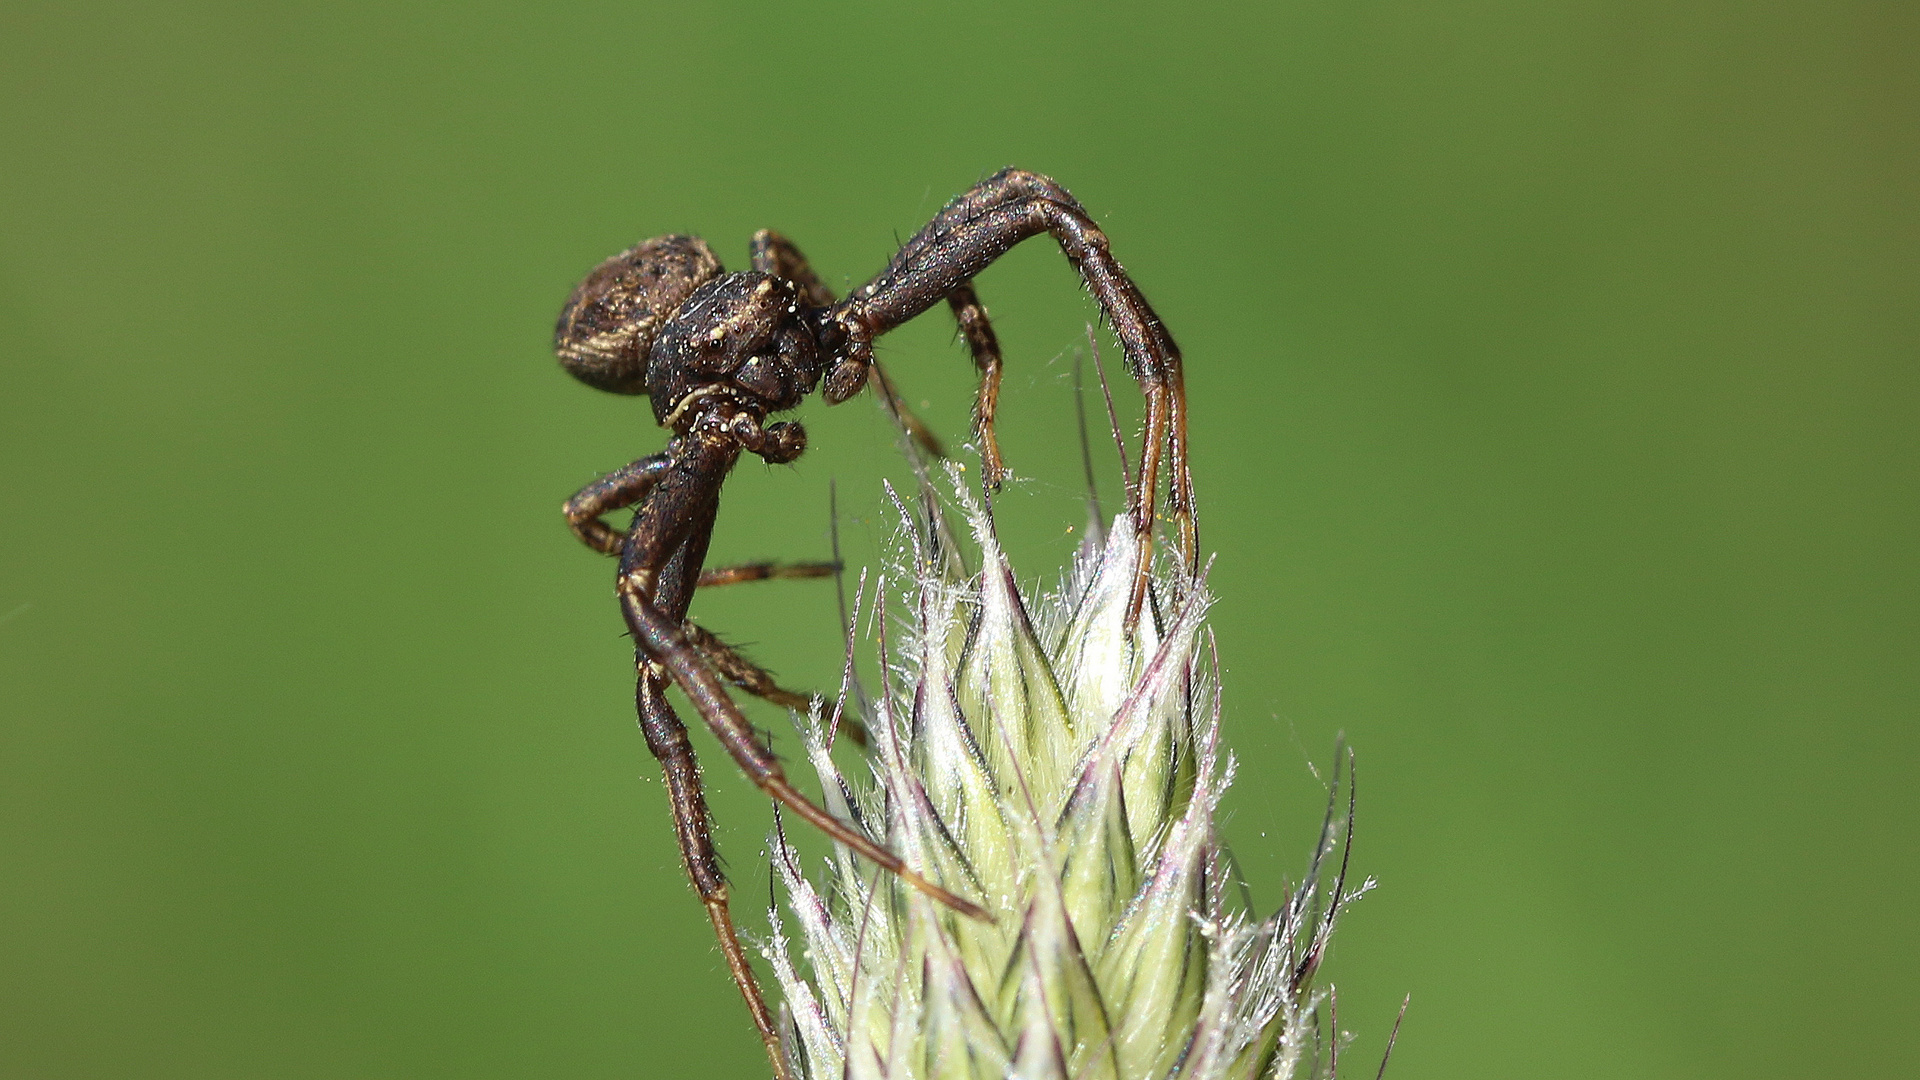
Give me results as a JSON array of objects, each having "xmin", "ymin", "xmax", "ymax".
[
  {"xmin": 561, "ymin": 453, "xmax": 876, "ymax": 1079},
  {"xmin": 590, "ymin": 462, "xmax": 797, "ymax": 1075},
  {"xmin": 632, "ymin": 674, "xmax": 789, "ymax": 1077},
  {"xmin": 945, "ymin": 283, "xmax": 1010, "ymax": 488},
  {"xmin": 612, "ymin": 435, "xmax": 986, "ymax": 922},
  {"xmin": 825, "ymin": 168, "xmax": 1195, "ymax": 627},
  {"xmin": 568, "ymin": 462, "xmax": 836, "ymax": 713},
  {"xmin": 687, "ymin": 564, "xmax": 877, "ymax": 742},
  {"xmin": 679, "ymin": 621, "xmax": 875, "ymax": 749},
  {"xmin": 563, "ymin": 452, "xmax": 671, "ymax": 555},
  {"xmin": 680, "ymin": 622, "xmax": 810, "ymax": 712},
  {"xmin": 864, "ymin": 360, "xmax": 948, "ymax": 463},
  {"xmin": 683, "ymin": 584, "xmax": 872, "ymax": 748},
  {"xmin": 599, "ymin": 433, "xmax": 988, "ymax": 1078},
  {"xmin": 695, "ymin": 561, "xmax": 836, "ymax": 587}
]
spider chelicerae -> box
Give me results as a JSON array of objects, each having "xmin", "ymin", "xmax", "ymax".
[{"xmin": 552, "ymin": 168, "xmax": 1194, "ymax": 1077}]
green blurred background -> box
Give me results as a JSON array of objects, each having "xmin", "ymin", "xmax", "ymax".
[{"xmin": 3, "ymin": 1, "xmax": 1913, "ymax": 1076}]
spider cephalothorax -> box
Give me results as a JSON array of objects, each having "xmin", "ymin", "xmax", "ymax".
[{"xmin": 552, "ymin": 169, "xmax": 1194, "ymax": 1080}]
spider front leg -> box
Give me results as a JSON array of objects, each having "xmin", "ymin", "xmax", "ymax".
[{"xmin": 825, "ymin": 168, "xmax": 1195, "ymax": 624}]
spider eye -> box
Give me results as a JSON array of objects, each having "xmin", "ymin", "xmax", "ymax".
[{"xmin": 554, "ymin": 235, "xmax": 722, "ymax": 394}]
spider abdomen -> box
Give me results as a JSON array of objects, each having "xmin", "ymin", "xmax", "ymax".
[{"xmin": 553, "ymin": 234, "xmax": 724, "ymax": 395}]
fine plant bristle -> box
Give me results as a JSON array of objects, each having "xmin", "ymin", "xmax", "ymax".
[{"xmin": 763, "ymin": 460, "xmax": 1378, "ymax": 1080}]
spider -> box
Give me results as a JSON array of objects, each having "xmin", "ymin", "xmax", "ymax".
[{"xmin": 551, "ymin": 168, "xmax": 1194, "ymax": 1077}]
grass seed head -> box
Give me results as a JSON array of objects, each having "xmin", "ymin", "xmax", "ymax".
[{"xmin": 767, "ymin": 468, "xmax": 1368, "ymax": 1080}]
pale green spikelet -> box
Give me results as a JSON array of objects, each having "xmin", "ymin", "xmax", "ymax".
[{"xmin": 766, "ymin": 469, "xmax": 1371, "ymax": 1080}]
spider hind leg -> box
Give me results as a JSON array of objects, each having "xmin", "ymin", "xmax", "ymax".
[{"xmin": 635, "ymin": 674, "xmax": 794, "ymax": 1080}]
